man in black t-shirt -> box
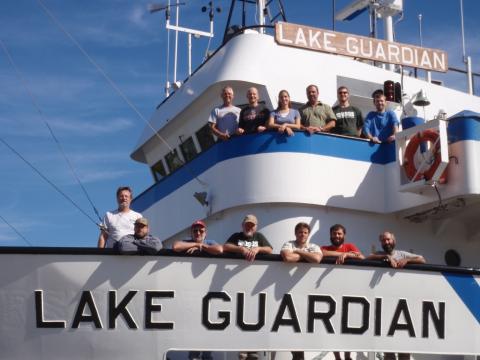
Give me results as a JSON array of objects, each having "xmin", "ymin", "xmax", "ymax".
[
  {"xmin": 236, "ymin": 87, "xmax": 270, "ymax": 135},
  {"xmin": 223, "ymin": 214, "xmax": 273, "ymax": 261},
  {"xmin": 332, "ymin": 86, "xmax": 364, "ymax": 137}
]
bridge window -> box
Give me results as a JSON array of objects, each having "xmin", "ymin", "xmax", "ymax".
[
  {"xmin": 165, "ymin": 149, "xmax": 183, "ymax": 173},
  {"xmin": 196, "ymin": 123, "xmax": 216, "ymax": 151},
  {"xmin": 151, "ymin": 159, "xmax": 167, "ymax": 181},
  {"xmin": 180, "ymin": 136, "xmax": 198, "ymax": 163}
]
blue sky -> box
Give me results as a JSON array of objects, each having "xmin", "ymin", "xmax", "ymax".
[{"xmin": 0, "ymin": 0, "xmax": 479, "ymax": 247}]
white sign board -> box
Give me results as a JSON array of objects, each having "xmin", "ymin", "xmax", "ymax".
[
  {"xmin": 275, "ymin": 22, "xmax": 448, "ymax": 72},
  {"xmin": 0, "ymin": 253, "xmax": 478, "ymax": 359}
]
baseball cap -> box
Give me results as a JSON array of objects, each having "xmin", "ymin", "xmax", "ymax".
[
  {"xmin": 135, "ymin": 217, "xmax": 148, "ymax": 226},
  {"xmin": 243, "ymin": 214, "xmax": 258, "ymax": 225},
  {"xmin": 191, "ymin": 220, "xmax": 206, "ymax": 229}
]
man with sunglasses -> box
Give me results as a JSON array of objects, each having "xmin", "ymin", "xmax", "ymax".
[
  {"xmin": 172, "ymin": 220, "xmax": 221, "ymax": 360},
  {"xmin": 116, "ymin": 217, "xmax": 162, "ymax": 254},
  {"xmin": 332, "ymin": 86, "xmax": 364, "ymax": 137},
  {"xmin": 173, "ymin": 220, "xmax": 223, "ymax": 255}
]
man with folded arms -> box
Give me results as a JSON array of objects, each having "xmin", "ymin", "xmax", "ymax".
[
  {"xmin": 117, "ymin": 217, "xmax": 162, "ymax": 254},
  {"xmin": 173, "ymin": 220, "xmax": 223, "ymax": 255}
]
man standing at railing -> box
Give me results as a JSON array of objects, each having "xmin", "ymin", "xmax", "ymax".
[
  {"xmin": 363, "ymin": 91, "xmax": 399, "ymax": 144},
  {"xmin": 223, "ymin": 214, "xmax": 272, "ymax": 360},
  {"xmin": 209, "ymin": 86, "xmax": 241, "ymax": 141},
  {"xmin": 223, "ymin": 214, "xmax": 273, "ymax": 262},
  {"xmin": 321, "ymin": 224, "xmax": 365, "ymax": 264},
  {"xmin": 172, "ymin": 220, "xmax": 223, "ymax": 255},
  {"xmin": 321, "ymin": 223, "xmax": 365, "ymax": 360},
  {"xmin": 300, "ymin": 84, "xmax": 336, "ymax": 134},
  {"xmin": 280, "ymin": 221, "xmax": 322, "ymax": 360},
  {"xmin": 97, "ymin": 186, "xmax": 142, "ymax": 248},
  {"xmin": 332, "ymin": 86, "xmax": 364, "ymax": 137},
  {"xmin": 116, "ymin": 217, "xmax": 162, "ymax": 254},
  {"xmin": 236, "ymin": 87, "xmax": 270, "ymax": 135},
  {"xmin": 368, "ymin": 231, "xmax": 426, "ymax": 360},
  {"xmin": 281, "ymin": 222, "xmax": 323, "ymax": 264},
  {"xmin": 367, "ymin": 231, "xmax": 426, "ymax": 268}
]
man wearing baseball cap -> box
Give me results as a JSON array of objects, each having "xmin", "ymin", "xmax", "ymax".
[
  {"xmin": 223, "ymin": 214, "xmax": 272, "ymax": 262},
  {"xmin": 117, "ymin": 217, "xmax": 162, "ymax": 254},
  {"xmin": 173, "ymin": 220, "xmax": 223, "ymax": 255}
]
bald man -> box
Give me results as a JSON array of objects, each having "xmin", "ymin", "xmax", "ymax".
[{"xmin": 368, "ymin": 231, "xmax": 426, "ymax": 268}]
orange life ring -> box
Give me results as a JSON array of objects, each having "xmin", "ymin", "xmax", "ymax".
[{"xmin": 403, "ymin": 129, "xmax": 447, "ymax": 183}]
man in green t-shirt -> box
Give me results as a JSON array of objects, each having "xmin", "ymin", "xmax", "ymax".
[
  {"xmin": 332, "ymin": 86, "xmax": 364, "ymax": 137},
  {"xmin": 299, "ymin": 84, "xmax": 336, "ymax": 134}
]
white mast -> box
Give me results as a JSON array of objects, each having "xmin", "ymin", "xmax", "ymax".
[
  {"xmin": 257, "ymin": 0, "xmax": 266, "ymax": 34},
  {"xmin": 337, "ymin": 0, "xmax": 403, "ymax": 71}
]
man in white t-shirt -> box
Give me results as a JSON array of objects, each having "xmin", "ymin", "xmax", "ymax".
[
  {"xmin": 208, "ymin": 86, "xmax": 241, "ymax": 141},
  {"xmin": 280, "ymin": 222, "xmax": 322, "ymax": 360},
  {"xmin": 281, "ymin": 222, "xmax": 323, "ymax": 264},
  {"xmin": 97, "ymin": 186, "xmax": 142, "ymax": 249}
]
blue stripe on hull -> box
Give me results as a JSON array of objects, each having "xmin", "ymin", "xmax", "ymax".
[
  {"xmin": 442, "ymin": 272, "xmax": 480, "ymax": 324},
  {"xmin": 132, "ymin": 113, "xmax": 480, "ymax": 212},
  {"xmin": 132, "ymin": 132, "xmax": 395, "ymax": 212}
]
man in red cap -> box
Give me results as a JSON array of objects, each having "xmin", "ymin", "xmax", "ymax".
[{"xmin": 173, "ymin": 220, "xmax": 223, "ymax": 255}]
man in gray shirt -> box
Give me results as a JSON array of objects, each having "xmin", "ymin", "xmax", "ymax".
[
  {"xmin": 368, "ymin": 231, "xmax": 425, "ymax": 360},
  {"xmin": 209, "ymin": 86, "xmax": 241, "ymax": 141},
  {"xmin": 117, "ymin": 217, "xmax": 162, "ymax": 254},
  {"xmin": 368, "ymin": 231, "xmax": 426, "ymax": 268}
]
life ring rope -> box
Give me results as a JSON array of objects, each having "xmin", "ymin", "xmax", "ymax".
[{"xmin": 403, "ymin": 129, "xmax": 447, "ymax": 183}]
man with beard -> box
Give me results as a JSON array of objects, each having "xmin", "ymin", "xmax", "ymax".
[
  {"xmin": 117, "ymin": 217, "xmax": 162, "ymax": 254},
  {"xmin": 367, "ymin": 231, "xmax": 426, "ymax": 268},
  {"xmin": 173, "ymin": 220, "xmax": 223, "ymax": 255},
  {"xmin": 363, "ymin": 92, "xmax": 399, "ymax": 144},
  {"xmin": 223, "ymin": 214, "xmax": 272, "ymax": 360},
  {"xmin": 223, "ymin": 214, "xmax": 272, "ymax": 261},
  {"xmin": 368, "ymin": 233, "xmax": 425, "ymax": 360},
  {"xmin": 321, "ymin": 224, "xmax": 365, "ymax": 265},
  {"xmin": 236, "ymin": 87, "xmax": 270, "ymax": 135},
  {"xmin": 97, "ymin": 186, "xmax": 142, "ymax": 248},
  {"xmin": 299, "ymin": 84, "xmax": 336, "ymax": 134},
  {"xmin": 321, "ymin": 224, "xmax": 364, "ymax": 360}
]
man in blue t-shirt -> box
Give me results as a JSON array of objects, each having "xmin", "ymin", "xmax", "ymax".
[
  {"xmin": 172, "ymin": 220, "xmax": 223, "ymax": 255},
  {"xmin": 363, "ymin": 92, "xmax": 399, "ymax": 144}
]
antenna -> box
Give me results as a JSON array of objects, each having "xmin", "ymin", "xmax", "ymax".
[
  {"xmin": 418, "ymin": 14, "xmax": 423, "ymax": 47},
  {"xmin": 335, "ymin": 0, "xmax": 370, "ymax": 22},
  {"xmin": 459, "ymin": 0, "xmax": 467, "ymax": 63},
  {"xmin": 149, "ymin": 1, "xmax": 216, "ymax": 96}
]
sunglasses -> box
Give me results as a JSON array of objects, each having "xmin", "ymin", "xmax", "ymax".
[{"xmin": 192, "ymin": 228, "xmax": 205, "ymax": 233}]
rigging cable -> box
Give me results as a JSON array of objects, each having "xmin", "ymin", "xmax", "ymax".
[
  {"xmin": 0, "ymin": 136, "xmax": 101, "ymax": 228},
  {"xmin": 36, "ymin": 0, "xmax": 208, "ymax": 187},
  {"xmin": 0, "ymin": 214, "xmax": 33, "ymax": 247},
  {"xmin": 0, "ymin": 38, "xmax": 102, "ymax": 223}
]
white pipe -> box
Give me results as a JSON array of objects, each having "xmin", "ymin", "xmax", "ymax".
[
  {"xmin": 258, "ymin": 0, "xmax": 266, "ymax": 34},
  {"xmin": 467, "ymin": 56, "xmax": 473, "ymax": 95},
  {"xmin": 173, "ymin": 0, "xmax": 179, "ymax": 83},
  {"xmin": 384, "ymin": 16, "xmax": 394, "ymax": 71},
  {"xmin": 188, "ymin": 33, "xmax": 192, "ymax": 76},
  {"xmin": 426, "ymin": 71, "xmax": 432, "ymax": 83},
  {"xmin": 460, "ymin": 0, "xmax": 467, "ymax": 62}
]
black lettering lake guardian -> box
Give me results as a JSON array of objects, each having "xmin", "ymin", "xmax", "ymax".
[{"xmin": 35, "ymin": 290, "xmax": 445, "ymax": 339}]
